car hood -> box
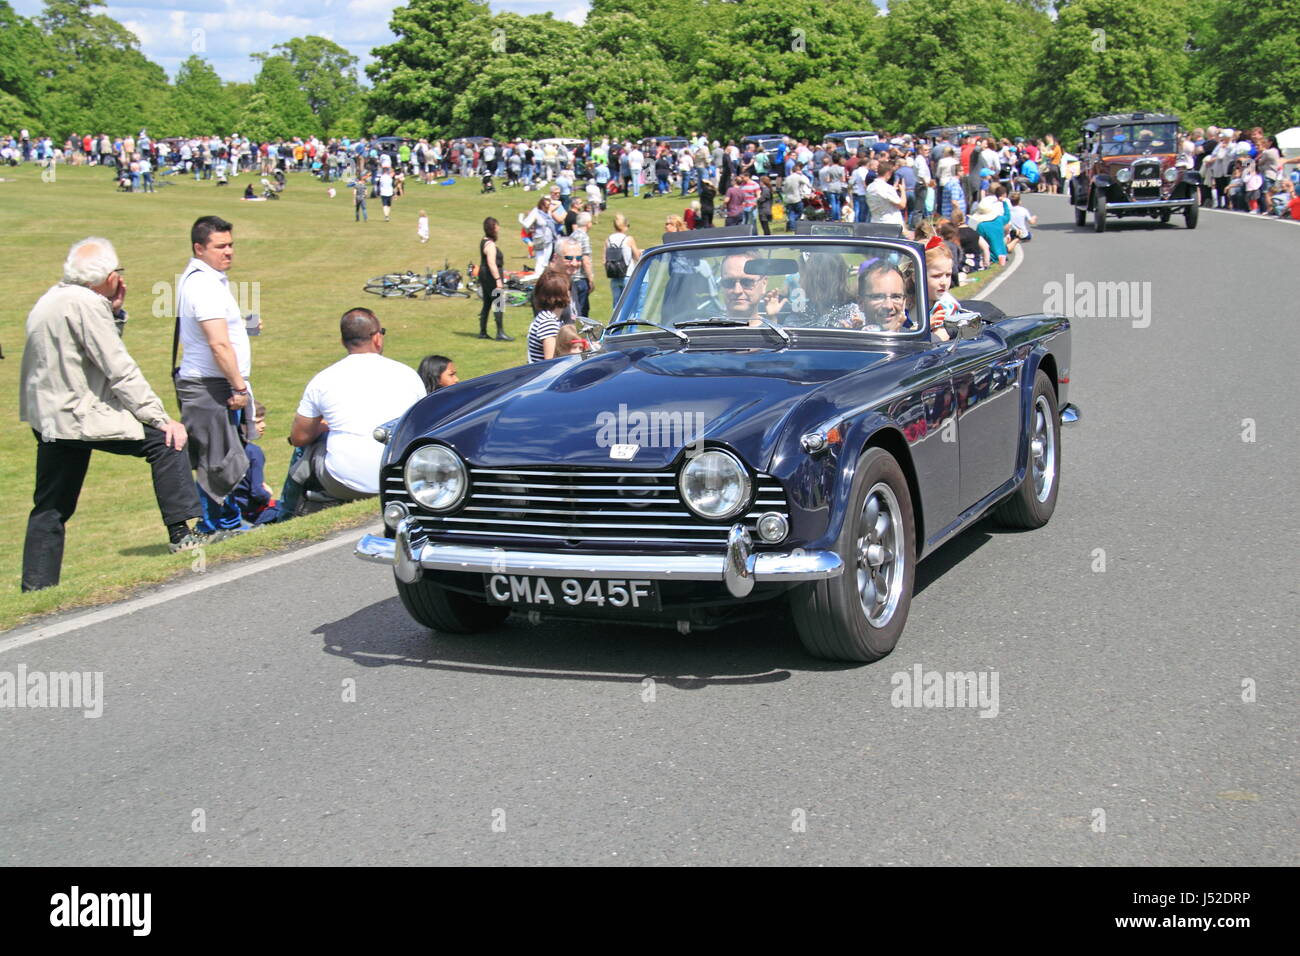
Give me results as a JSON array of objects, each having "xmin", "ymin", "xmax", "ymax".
[{"xmin": 403, "ymin": 344, "xmax": 896, "ymax": 471}]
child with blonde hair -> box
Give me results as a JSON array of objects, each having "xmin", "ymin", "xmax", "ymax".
[{"xmin": 925, "ymin": 241, "xmax": 960, "ymax": 341}]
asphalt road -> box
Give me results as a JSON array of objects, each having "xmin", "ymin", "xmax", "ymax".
[{"xmin": 2, "ymin": 200, "xmax": 1295, "ymax": 866}]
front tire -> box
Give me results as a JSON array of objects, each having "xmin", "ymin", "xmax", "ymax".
[
  {"xmin": 397, "ymin": 577, "xmax": 509, "ymax": 633},
  {"xmin": 1093, "ymin": 194, "xmax": 1107, "ymax": 232},
  {"xmin": 1074, "ymin": 203, "xmax": 1087, "ymax": 227},
  {"xmin": 790, "ymin": 447, "xmax": 916, "ymax": 663},
  {"xmin": 1184, "ymin": 202, "xmax": 1198, "ymax": 229},
  {"xmin": 994, "ymin": 370, "xmax": 1060, "ymax": 529}
]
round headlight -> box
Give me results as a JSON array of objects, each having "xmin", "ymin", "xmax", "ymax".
[
  {"xmin": 1163, "ymin": 167, "xmax": 1179, "ymax": 182},
  {"xmin": 1115, "ymin": 167, "xmax": 1132, "ymax": 183},
  {"xmin": 678, "ymin": 449, "xmax": 751, "ymax": 521},
  {"xmin": 404, "ymin": 444, "xmax": 467, "ymax": 512}
]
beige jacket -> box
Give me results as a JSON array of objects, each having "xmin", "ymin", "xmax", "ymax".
[{"xmin": 19, "ymin": 282, "xmax": 171, "ymax": 442}]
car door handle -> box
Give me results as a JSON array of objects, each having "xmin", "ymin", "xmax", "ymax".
[{"xmin": 994, "ymin": 359, "xmax": 1024, "ymax": 371}]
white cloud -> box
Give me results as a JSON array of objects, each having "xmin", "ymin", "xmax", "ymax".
[{"xmin": 8, "ymin": 1, "xmax": 601, "ymax": 81}]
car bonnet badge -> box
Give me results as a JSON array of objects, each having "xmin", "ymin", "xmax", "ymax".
[{"xmin": 610, "ymin": 444, "xmax": 639, "ymax": 461}]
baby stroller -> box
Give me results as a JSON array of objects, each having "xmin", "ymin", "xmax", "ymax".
[
  {"xmin": 260, "ymin": 177, "xmax": 281, "ymax": 200},
  {"xmin": 480, "ymin": 170, "xmax": 496, "ymax": 194},
  {"xmin": 803, "ymin": 188, "xmax": 829, "ymax": 221}
]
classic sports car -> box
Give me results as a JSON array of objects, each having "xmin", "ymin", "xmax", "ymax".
[
  {"xmin": 357, "ymin": 224, "xmax": 1079, "ymax": 662},
  {"xmin": 1071, "ymin": 112, "xmax": 1200, "ymax": 232}
]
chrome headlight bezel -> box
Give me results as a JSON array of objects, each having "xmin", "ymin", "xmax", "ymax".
[
  {"xmin": 1115, "ymin": 167, "xmax": 1133, "ymax": 184},
  {"xmin": 1163, "ymin": 166, "xmax": 1179, "ymax": 182},
  {"xmin": 403, "ymin": 444, "xmax": 467, "ymax": 513},
  {"xmin": 678, "ymin": 449, "xmax": 752, "ymax": 522}
]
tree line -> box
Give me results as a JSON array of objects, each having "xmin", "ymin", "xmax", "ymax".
[{"xmin": 3, "ymin": 0, "xmax": 1296, "ymax": 146}]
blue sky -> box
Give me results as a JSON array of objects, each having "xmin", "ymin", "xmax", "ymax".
[{"xmin": 9, "ymin": 1, "xmax": 595, "ymax": 83}]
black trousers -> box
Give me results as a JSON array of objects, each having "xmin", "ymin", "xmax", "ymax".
[
  {"xmin": 22, "ymin": 427, "xmax": 201, "ymax": 592},
  {"xmin": 478, "ymin": 277, "xmax": 503, "ymax": 334}
]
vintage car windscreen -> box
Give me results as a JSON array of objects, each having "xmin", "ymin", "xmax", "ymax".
[
  {"xmin": 614, "ymin": 242, "xmax": 923, "ymax": 335},
  {"xmin": 1098, "ymin": 122, "xmax": 1177, "ymax": 156}
]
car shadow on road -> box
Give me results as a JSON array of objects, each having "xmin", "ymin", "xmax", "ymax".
[
  {"xmin": 313, "ymin": 594, "xmax": 859, "ymax": 689},
  {"xmin": 914, "ymin": 518, "xmax": 996, "ymax": 596}
]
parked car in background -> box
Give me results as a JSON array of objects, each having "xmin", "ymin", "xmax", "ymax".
[
  {"xmin": 1070, "ymin": 112, "xmax": 1200, "ymax": 231},
  {"xmin": 358, "ymin": 225, "xmax": 1079, "ymax": 663},
  {"xmin": 826, "ymin": 130, "xmax": 880, "ymax": 155}
]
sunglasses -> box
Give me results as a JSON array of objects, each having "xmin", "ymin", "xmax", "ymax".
[
  {"xmin": 374, "ymin": 327, "xmax": 386, "ymax": 336},
  {"xmin": 723, "ymin": 276, "xmax": 762, "ymax": 290},
  {"xmin": 112, "ymin": 267, "xmax": 126, "ymax": 275},
  {"xmin": 562, "ymin": 255, "xmax": 583, "ymax": 261}
]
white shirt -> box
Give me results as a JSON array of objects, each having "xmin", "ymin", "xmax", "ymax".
[
  {"xmin": 296, "ymin": 353, "xmax": 426, "ymax": 494},
  {"xmin": 850, "ymin": 166, "xmax": 870, "ymax": 195},
  {"xmin": 628, "ymin": 149, "xmax": 644, "ymax": 169},
  {"xmin": 866, "ymin": 178, "xmax": 905, "ymax": 224},
  {"xmin": 177, "ymin": 257, "xmax": 249, "ymax": 380},
  {"xmin": 379, "ymin": 172, "xmax": 394, "ymax": 197}
]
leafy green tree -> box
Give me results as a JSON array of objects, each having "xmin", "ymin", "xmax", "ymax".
[
  {"xmin": 0, "ymin": 1, "xmax": 47, "ymax": 128},
  {"xmin": 1023, "ymin": 0, "xmax": 1193, "ymax": 138},
  {"xmin": 689, "ymin": 0, "xmax": 881, "ymax": 142},
  {"xmin": 167, "ymin": 56, "xmax": 235, "ymax": 135},
  {"xmin": 1193, "ymin": 0, "xmax": 1300, "ymax": 131},
  {"xmin": 239, "ymin": 55, "xmax": 319, "ymax": 141},
  {"xmin": 269, "ymin": 35, "xmax": 362, "ymax": 136},
  {"xmin": 575, "ymin": 11, "xmax": 688, "ymax": 139},
  {"xmin": 875, "ymin": 0, "xmax": 1051, "ymax": 138},
  {"xmin": 366, "ymin": 0, "xmax": 492, "ymax": 137}
]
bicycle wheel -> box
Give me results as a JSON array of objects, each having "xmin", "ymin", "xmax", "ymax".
[{"xmin": 397, "ymin": 282, "xmax": 427, "ymax": 298}]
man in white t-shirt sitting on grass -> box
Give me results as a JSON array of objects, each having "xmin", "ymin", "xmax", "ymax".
[{"xmin": 284, "ymin": 308, "xmax": 426, "ymax": 510}]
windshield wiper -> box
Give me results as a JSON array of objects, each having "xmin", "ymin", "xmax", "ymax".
[
  {"xmin": 604, "ymin": 319, "xmax": 690, "ymax": 344},
  {"xmin": 675, "ymin": 315, "xmax": 791, "ymax": 347}
]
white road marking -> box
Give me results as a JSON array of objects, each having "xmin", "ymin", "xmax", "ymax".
[{"xmin": 0, "ymin": 526, "xmax": 382, "ymax": 655}]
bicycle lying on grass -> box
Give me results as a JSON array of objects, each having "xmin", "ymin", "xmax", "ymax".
[
  {"xmin": 363, "ymin": 261, "xmax": 471, "ymax": 298},
  {"xmin": 466, "ymin": 263, "xmax": 536, "ymax": 307}
]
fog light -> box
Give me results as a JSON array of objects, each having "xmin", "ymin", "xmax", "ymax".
[
  {"xmin": 383, "ymin": 501, "xmax": 410, "ymax": 529},
  {"xmin": 757, "ymin": 512, "xmax": 789, "ymax": 543}
]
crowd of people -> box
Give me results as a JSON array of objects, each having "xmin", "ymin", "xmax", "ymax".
[{"xmin": 18, "ymin": 220, "xmax": 463, "ymax": 591}]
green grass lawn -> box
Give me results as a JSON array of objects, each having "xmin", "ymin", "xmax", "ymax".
[{"xmin": 0, "ymin": 163, "xmax": 666, "ymax": 630}]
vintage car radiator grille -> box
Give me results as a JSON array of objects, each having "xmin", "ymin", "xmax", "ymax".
[
  {"xmin": 1132, "ymin": 160, "xmax": 1162, "ymax": 198},
  {"xmin": 382, "ymin": 465, "xmax": 790, "ymax": 550}
]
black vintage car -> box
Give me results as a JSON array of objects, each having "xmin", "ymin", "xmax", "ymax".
[
  {"xmin": 1071, "ymin": 112, "xmax": 1200, "ymax": 231},
  {"xmin": 357, "ymin": 225, "xmax": 1079, "ymax": 663}
]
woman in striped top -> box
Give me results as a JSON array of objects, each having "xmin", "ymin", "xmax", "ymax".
[{"xmin": 526, "ymin": 270, "xmax": 572, "ymax": 363}]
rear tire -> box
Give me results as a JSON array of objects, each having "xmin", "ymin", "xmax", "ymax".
[
  {"xmin": 396, "ymin": 577, "xmax": 509, "ymax": 633},
  {"xmin": 790, "ymin": 447, "xmax": 916, "ymax": 663},
  {"xmin": 994, "ymin": 370, "xmax": 1060, "ymax": 529},
  {"xmin": 1093, "ymin": 194, "xmax": 1107, "ymax": 232},
  {"xmin": 1184, "ymin": 202, "xmax": 1198, "ymax": 229}
]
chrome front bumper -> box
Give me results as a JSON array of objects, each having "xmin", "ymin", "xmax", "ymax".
[
  {"xmin": 1105, "ymin": 199, "xmax": 1194, "ymax": 211},
  {"xmin": 356, "ymin": 518, "xmax": 843, "ymax": 599}
]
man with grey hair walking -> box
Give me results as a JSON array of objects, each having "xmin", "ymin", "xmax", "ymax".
[{"xmin": 19, "ymin": 237, "xmax": 203, "ymax": 591}]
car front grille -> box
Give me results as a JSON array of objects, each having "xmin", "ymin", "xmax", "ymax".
[
  {"xmin": 382, "ymin": 465, "xmax": 789, "ymax": 551},
  {"xmin": 1132, "ymin": 161, "xmax": 1162, "ymax": 198}
]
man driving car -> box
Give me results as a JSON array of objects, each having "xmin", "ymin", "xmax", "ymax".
[
  {"xmin": 858, "ymin": 263, "xmax": 912, "ymax": 331},
  {"xmin": 720, "ymin": 250, "xmax": 783, "ymax": 326}
]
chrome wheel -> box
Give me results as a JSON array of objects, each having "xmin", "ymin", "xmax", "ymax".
[
  {"xmin": 856, "ymin": 482, "xmax": 905, "ymax": 628},
  {"xmin": 1031, "ymin": 394, "xmax": 1057, "ymax": 503}
]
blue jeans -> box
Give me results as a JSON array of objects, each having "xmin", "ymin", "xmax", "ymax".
[
  {"xmin": 657, "ymin": 174, "xmax": 669, "ymax": 194},
  {"xmin": 631, "ymin": 172, "xmax": 642, "ymax": 197},
  {"xmin": 610, "ymin": 275, "xmax": 627, "ymax": 310},
  {"xmin": 853, "ymin": 195, "xmax": 869, "ymax": 222},
  {"xmin": 785, "ymin": 201, "xmax": 803, "ymax": 230}
]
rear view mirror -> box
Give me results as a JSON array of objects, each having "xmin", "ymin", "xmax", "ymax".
[{"xmin": 744, "ymin": 259, "xmax": 799, "ymax": 276}]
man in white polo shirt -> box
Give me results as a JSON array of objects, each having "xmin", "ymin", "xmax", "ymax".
[
  {"xmin": 174, "ymin": 214, "xmax": 253, "ymax": 536},
  {"xmin": 287, "ymin": 308, "xmax": 425, "ymax": 503}
]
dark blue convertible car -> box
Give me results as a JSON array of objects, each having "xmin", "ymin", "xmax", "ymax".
[{"xmin": 357, "ymin": 225, "xmax": 1078, "ymax": 662}]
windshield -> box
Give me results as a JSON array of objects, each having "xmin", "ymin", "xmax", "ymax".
[
  {"xmin": 1099, "ymin": 122, "xmax": 1177, "ymax": 156},
  {"xmin": 612, "ymin": 242, "xmax": 924, "ymax": 336}
]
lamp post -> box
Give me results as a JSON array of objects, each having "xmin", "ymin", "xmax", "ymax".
[{"xmin": 584, "ymin": 101, "xmax": 596, "ymax": 159}]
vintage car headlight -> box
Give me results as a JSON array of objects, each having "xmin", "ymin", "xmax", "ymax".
[
  {"xmin": 404, "ymin": 444, "xmax": 467, "ymax": 512},
  {"xmin": 678, "ymin": 449, "xmax": 751, "ymax": 521},
  {"xmin": 1163, "ymin": 167, "xmax": 1179, "ymax": 182},
  {"xmin": 1115, "ymin": 167, "xmax": 1132, "ymax": 184}
]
